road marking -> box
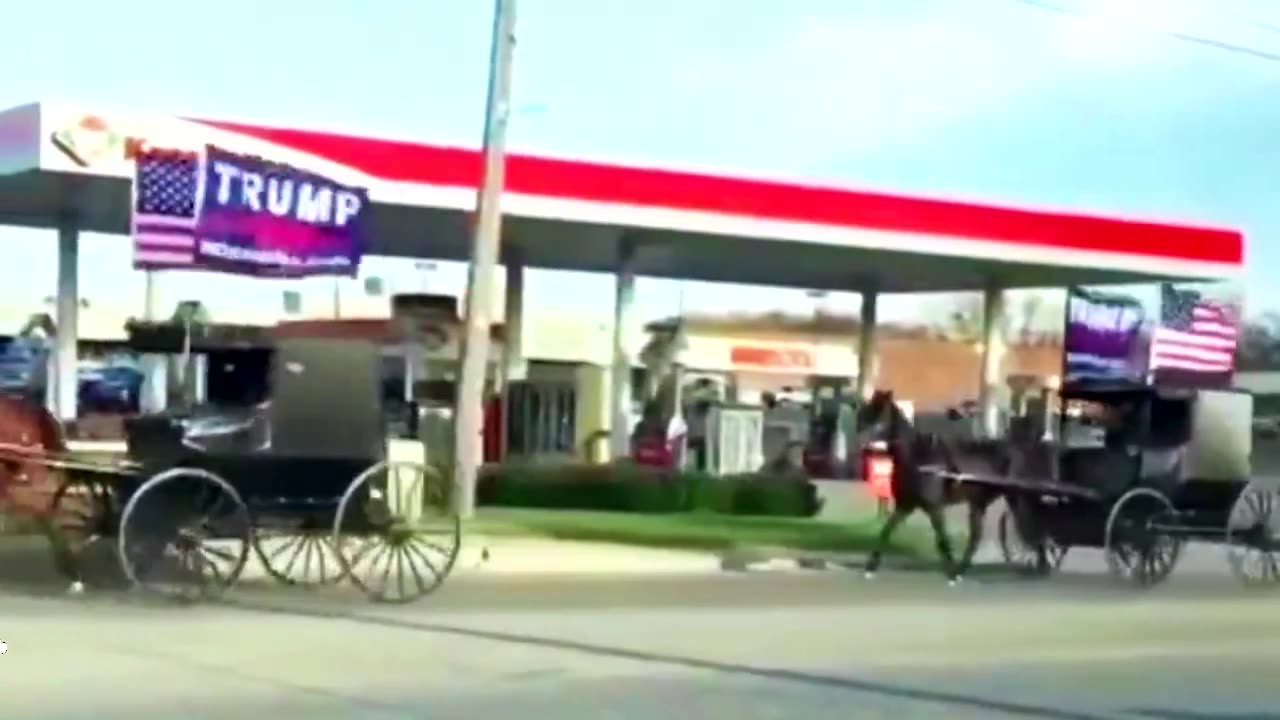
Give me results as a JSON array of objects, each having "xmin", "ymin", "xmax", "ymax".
[{"xmin": 847, "ymin": 639, "xmax": 1280, "ymax": 670}]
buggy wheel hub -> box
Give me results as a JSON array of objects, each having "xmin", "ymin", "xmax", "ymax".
[
  {"xmin": 176, "ymin": 529, "xmax": 204, "ymax": 550},
  {"xmin": 387, "ymin": 521, "xmax": 416, "ymax": 545}
]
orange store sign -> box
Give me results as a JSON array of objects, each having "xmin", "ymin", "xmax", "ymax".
[
  {"xmin": 729, "ymin": 345, "xmax": 813, "ymax": 369},
  {"xmin": 49, "ymin": 115, "xmax": 157, "ymax": 168}
]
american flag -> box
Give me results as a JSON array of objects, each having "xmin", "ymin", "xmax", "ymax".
[
  {"xmin": 1149, "ymin": 283, "xmax": 1238, "ymax": 374},
  {"xmin": 131, "ymin": 150, "xmax": 200, "ymax": 268}
]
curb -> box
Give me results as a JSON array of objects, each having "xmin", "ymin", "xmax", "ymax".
[
  {"xmin": 451, "ymin": 536, "xmax": 727, "ymax": 576},
  {"xmin": 718, "ymin": 547, "xmax": 864, "ymax": 573},
  {"xmin": 0, "ymin": 534, "xmax": 853, "ymax": 581},
  {"xmin": 451, "ymin": 537, "xmax": 887, "ymax": 576}
]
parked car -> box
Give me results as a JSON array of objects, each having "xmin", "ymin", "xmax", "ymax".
[
  {"xmin": 0, "ymin": 337, "xmax": 46, "ymax": 399},
  {"xmin": 78, "ymin": 365, "xmax": 144, "ymax": 414}
]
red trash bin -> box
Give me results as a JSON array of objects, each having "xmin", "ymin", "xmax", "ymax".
[{"xmin": 862, "ymin": 442, "xmax": 894, "ymax": 510}]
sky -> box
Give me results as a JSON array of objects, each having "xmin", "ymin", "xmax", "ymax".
[{"xmin": 0, "ymin": 0, "xmax": 1277, "ymax": 330}]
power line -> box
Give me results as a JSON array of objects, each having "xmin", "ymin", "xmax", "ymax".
[
  {"xmin": 1005, "ymin": 0, "xmax": 1280, "ymax": 64},
  {"xmin": 1233, "ymin": 14, "xmax": 1280, "ymax": 37}
]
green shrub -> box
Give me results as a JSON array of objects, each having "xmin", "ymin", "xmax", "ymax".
[
  {"xmin": 476, "ymin": 461, "xmax": 822, "ymax": 517},
  {"xmin": 718, "ymin": 472, "xmax": 823, "ymax": 517},
  {"xmin": 684, "ymin": 471, "xmax": 736, "ymax": 513},
  {"xmin": 477, "ymin": 460, "xmax": 688, "ymax": 513},
  {"xmin": 0, "ymin": 513, "xmax": 44, "ymax": 536}
]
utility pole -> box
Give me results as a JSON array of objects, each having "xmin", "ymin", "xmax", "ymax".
[
  {"xmin": 452, "ymin": 0, "xmax": 517, "ymax": 519},
  {"xmin": 139, "ymin": 271, "xmax": 168, "ymax": 413}
]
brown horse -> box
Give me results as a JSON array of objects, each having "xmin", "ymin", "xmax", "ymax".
[{"xmin": 0, "ymin": 394, "xmax": 93, "ymax": 590}]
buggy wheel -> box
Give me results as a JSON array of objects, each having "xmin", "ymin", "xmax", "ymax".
[
  {"xmin": 333, "ymin": 461, "xmax": 461, "ymax": 603},
  {"xmin": 117, "ymin": 467, "xmax": 251, "ymax": 603},
  {"xmin": 997, "ymin": 506, "xmax": 1067, "ymax": 575},
  {"xmin": 1226, "ymin": 480, "xmax": 1280, "ymax": 587},
  {"xmin": 1104, "ymin": 488, "xmax": 1181, "ymax": 587},
  {"xmin": 49, "ymin": 474, "xmax": 120, "ymax": 586},
  {"xmin": 253, "ymin": 523, "xmax": 348, "ymax": 587}
]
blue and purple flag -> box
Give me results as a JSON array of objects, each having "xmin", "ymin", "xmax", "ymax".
[{"xmin": 1063, "ymin": 286, "xmax": 1148, "ymax": 385}]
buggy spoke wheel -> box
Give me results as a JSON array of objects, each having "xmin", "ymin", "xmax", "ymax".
[
  {"xmin": 1226, "ymin": 480, "xmax": 1280, "ymax": 587},
  {"xmin": 1104, "ymin": 488, "xmax": 1181, "ymax": 588},
  {"xmin": 117, "ymin": 467, "xmax": 251, "ymax": 603},
  {"xmin": 253, "ymin": 524, "xmax": 348, "ymax": 587},
  {"xmin": 997, "ymin": 506, "xmax": 1067, "ymax": 576},
  {"xmin": 334, "ymin": 461, "xmax": 461, "ymax": 603}
]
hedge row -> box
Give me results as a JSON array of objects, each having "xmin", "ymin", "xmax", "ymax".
[{"xmin": 476, "ymin": 461, "xmax": 822, "ymax": 517}]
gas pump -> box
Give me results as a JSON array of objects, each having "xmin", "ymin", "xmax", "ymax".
[
  {"xmin": 631, "ymin": 321, "xmax": 686, "ymax": 468},
  {"xmin": 392, "ymin": 293, "xmax": 506, "ymax": 469},
  {"xmin": 705, "ymin": 401, "xmax": 765, "ymax": 474},
  {"xmin": 634, "ymin": 324, "xmax": 769, "ymax": 473},
  {"xmin": 630, "ymin": 362, "xmax": 687, "ymax": 468},
  {"xmin": 1007, "ymin": 373, "xmax": 1060, "ymax": 442},
  {"xmin": 802, "ymin": 378, "xmax": 856, "ymax": 478}
]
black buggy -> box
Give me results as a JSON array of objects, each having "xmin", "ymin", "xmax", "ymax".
[
  {"xmin": 982, "ymin": 379, "xmax": 1278, "ymax": 587},
  {"xmin": 3, "ymin": 324, "xmax": 462, "ymax": 603}
]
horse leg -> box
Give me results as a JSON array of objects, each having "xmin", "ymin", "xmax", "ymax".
[
  {"xmin": 864, "ymin": 503, "xmax": 912, "ymax": 579},
  {"xmin": 42, "ymin": 516, "xmax": 87, "ymax": 593},
  {"xmin": 1009, "ymin": 492, "xmax": 1051, "ymax": 576},
  {"xmin": 923, "ymin": 502, "xmax": 960, "ymax": 583},
  {"xmin": 1024, "ymin": 498, "xmax": 1053, "ymax": 576},
  {"xmin": 958, "ymin": 489, "xmax": 996, "ymax": 576},
  {"xmin": 44, "ymin": 473, "xmax": 100, "ymax": 595}
]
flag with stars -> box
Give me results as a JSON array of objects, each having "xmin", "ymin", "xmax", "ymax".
[
  {"xmin": 1150, "ymin": 283, "xmax": 1238, "ymax": 381},
  {"xmin": 131, "ymin": 149, "xmax": 201, "ymax": 269}
]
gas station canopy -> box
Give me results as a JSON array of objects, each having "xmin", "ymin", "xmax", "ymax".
[{"xmin": 0, "ymin": 102, "xmax": 1245, "ymax": 292}]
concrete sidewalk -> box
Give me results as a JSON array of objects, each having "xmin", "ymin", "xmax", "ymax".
[
  {"xmin": 0, "ymin": 480, "xmax": 961, "ymax": 583},
  {"xmin": 0, "ymin": 533, "xmax": 760, "ymax": 593},
  {"xmin": 454, "ymin": 535, "xmax": 731, "ymax": 576}
]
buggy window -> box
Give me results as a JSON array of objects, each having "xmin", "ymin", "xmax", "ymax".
[
  {"xmin": 206, "ymin": 349, "xmax": 271, "ymax": 406},
  {"xmin": 1147, "ymin": 397, "xmax": 1191, "ymax": 449},
  {"xmin": 1061, "ymin": 400, "xmax": 1107, "ymax": 448}
]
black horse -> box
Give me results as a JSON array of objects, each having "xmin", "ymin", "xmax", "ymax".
[{"xmin": 856, "ymin": 390, "xmax": 1011, "ymax": 584}]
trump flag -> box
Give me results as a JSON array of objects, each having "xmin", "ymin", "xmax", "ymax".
[
  {"xmin": 194, "ymin": 145, "xmax": 368, "ymax": 277},
  {"xmin": 131, "ymin": 145, "xmax": 369, "ymax": 278}
]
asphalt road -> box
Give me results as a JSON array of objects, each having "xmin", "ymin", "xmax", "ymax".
[{"xmin": 3, "ymin": 556, "xmax": 1279, "ymax": 720}]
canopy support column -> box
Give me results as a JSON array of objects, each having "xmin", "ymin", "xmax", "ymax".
[
  {"xmin": 52, "ymin": 221, "xmax": 80, "ymax": 424},
  {"xmin": 978, "ymin": 284, "xmax": 1007, "ymax": 438},
  {"xmin": 855, "ymin": 288, "xmax": 878, "ymax": 401},
  {"xmin": 609, "ymin": 238, "xmax": 637, "ymax": 460},
  {"xmin": 140, "ymin": 271, "xmax": 168, "ymax": 413},
  {"xmin": 502, "ymin": 256, "xmax": 526, "ymax": 385},
  {"xmin": 500, "ymin": 255, "xmax": 526, "ymax": 460}
]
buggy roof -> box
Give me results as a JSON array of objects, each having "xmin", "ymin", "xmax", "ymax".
[
  {"xmin": 125, "ymin": 321, "xmax": 274, "ymax": 354},
  {"xmin": 1060, "ymin": 380, "xmax": 1225, "ymax": 403}
]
